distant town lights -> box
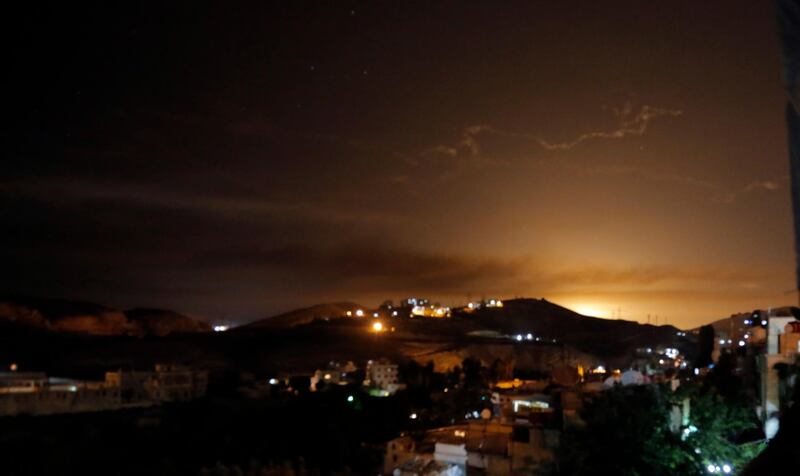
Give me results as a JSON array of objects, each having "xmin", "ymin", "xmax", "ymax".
[
  {"xmin": 738, "ymin": 340, "xmax": 746, "ymax": 347},
  {"xmin": 372, "ymin": 321, "xmax": 384, "ymax": 332},
  {"xmin": 213, "ymin": 325, "xmax": 229, "ymax": 332},
  {"xmin": 355, "ymin": 309, "xmax": 365, "ymax": 317}
]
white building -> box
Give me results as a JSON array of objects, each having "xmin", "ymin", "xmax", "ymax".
[
  {"xmin": 366, "ymin": 359, "xmax": 401, "ymax": 393},
  {"xmin": 755, "ymin": 308, "xmax": 800, "ymax": 439}
]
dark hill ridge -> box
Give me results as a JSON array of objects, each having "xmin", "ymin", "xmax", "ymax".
[
  {"xmin": 0, "ymin": 295, "xmax": 687, "ymax": 367},
  {"xmin": 466, "ymin": 298, "xmax": 683, "ymax": 359},
  {"xmin": 242, "ymin": 297, "xmax": 686, "ymax": 361},
  {"xmin": 0, "ymin": 296, "xmax": 210, "ymax": 337},
  {"xmin": 242, "ymin": 302, "xmax": 364, "ymax": 329},
  {"xmin": 125, "ymin": 308, "xmax": 212, "ymax": 336}
]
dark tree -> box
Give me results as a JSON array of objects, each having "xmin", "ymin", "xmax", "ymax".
[{"xmin": 696, "ymin": 324, "xmax": 715, "ymax": 368}]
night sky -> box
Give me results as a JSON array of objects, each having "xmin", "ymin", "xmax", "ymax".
[{"xmin": 3, "ymin": 1, "xmax": 793, "ymax": 327}]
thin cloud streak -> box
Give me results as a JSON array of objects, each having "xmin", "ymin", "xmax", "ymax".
[
  {"xmin": 713, "ymin": 176, "xmax": 790, "ymax": 204},
  {"xmin": 0, "ymin": 179, "xmax": 395, "ymax": 226},
  {"xmin": 537, "ymin": 105, "xmax": 683, "ymax": 151}
]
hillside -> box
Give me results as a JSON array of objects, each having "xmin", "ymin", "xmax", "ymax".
[
  {"xmin": 465, "ymin": 298, "xmax": 682, "ymax": 357},
  {"xmin": 0, "ymin": 296, "xmax": 210, "ymax": 337},
  {"xmin": 242, "ymin": 302, "xmax": 364, "ymax": 329},
  {"xmin": 241, "ymin": 297, "xmax": 688, "ymax": 365},
  {"xmin": 125, "ymin": 308, "xmax": 212, "ymax": 336}
]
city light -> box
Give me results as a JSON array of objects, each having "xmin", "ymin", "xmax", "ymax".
[
  {"xmin": 213, "ymin": 325, "xmax": 229, "ymax": 332},
  {"xmin": 372, "ymin": 321, "xmax": 384, "ymax": 332},
  {"xmin": 706, "ymin": 463, "xmax": 732, "ymax": 474},
  {"xmin": 268, "ymin": 378, "xmax": 278, "ymax": 385},
  {"xmin": 355, "ymin": 309, "xmax": 365, "ymax": 317},
  {"xmin": 515, "ymin": 334, "xmax": 523, "ymax": 342},
  {"xmin": 738, "ymin": 340, "xmax": 746, "ymax": 347},
  {"xmin": 526, "ymin": 333, "xmax": 533, "ymax": 340},
  {"xmin": 347, "ymin": 395, "xmax": 354, "ymax": 402},
  {"xmin": 409, "ymin": 412, "xmax": 417, "ymax": 419}
]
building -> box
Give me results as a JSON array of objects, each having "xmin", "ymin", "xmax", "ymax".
[
  {"xmin": 384, "ymin": 427, "xmax": 468, "ymax": 476},
  {"xmin": 0, "ymin": 364, "xmax": 208, "ymax": 417},
  {"xmin": 0, "ymin": 372, "xmax": 48, "ymax": 394},
  {"xmin": 0, "ymin": 372, "xmax": 121, "ymax": 416},
  {"xmin": 490, "ymin": 390, "xmax": 553, "ymax": 424},
  {"xmin": 366, "ymin": 359, "xmax": 405, "ymax": 395},
  {"xmin": 755, "ymin": 312, "xmax": 800, "ymax": 438},
  {"xmin": 384, "ymin": 418, "xmax": 558, "ymax": 476},
  {"xmin": 105, "ymin": 364, "xmax": 208, "ymax": 403},
  {"xmin": 310, "ymin": 361, "xmax": 358, "ymax": 391}
]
